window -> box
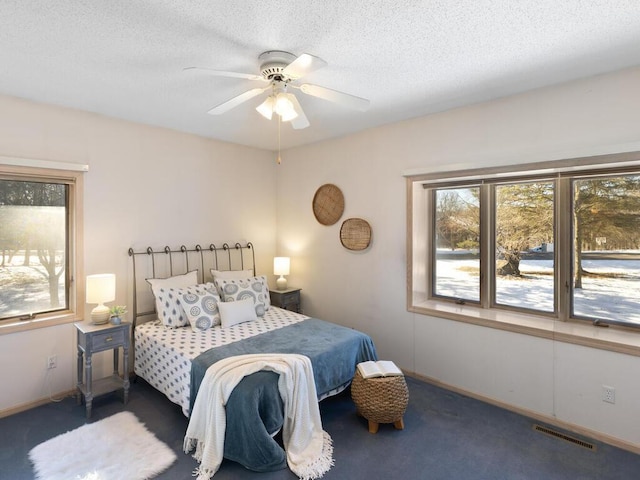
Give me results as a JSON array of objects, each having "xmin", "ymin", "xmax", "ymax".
[
  {"xmin": 434, "ymin": 187, "xmax": 480, "ymax": 302},
  {"xmin": 408, "ymin": 152, "xmax": 640, "ymax": 329},
  {"xmin": 571, "ymin": 174, "xmax": 640, "ymax": 324},
  {"xmin": 494, "ymin": 181, "xmax": 555, "ymax": 313},
  {"xmin": 0, "ymin": 162, "xmax": 83, "ymax": 332}
]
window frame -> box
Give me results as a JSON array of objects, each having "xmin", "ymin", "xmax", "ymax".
[
  {"xmin": 0, "ymin": 163, "xmax": 84, "ymax": 334},
  {"xmin": 406, "ymin": 151, "xmax": 640, "ymax": 355}
]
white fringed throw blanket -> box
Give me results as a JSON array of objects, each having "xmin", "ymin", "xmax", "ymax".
[{"xmin": 184, "ymin": 353, "xmax": 333, "ymax": 480}]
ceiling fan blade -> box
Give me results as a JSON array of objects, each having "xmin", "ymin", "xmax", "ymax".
[
  {"xmin": 282, "ymin": 53, "xmax": 327, "ymax": 80},
  {"xmin": 207, "ymin": 87, "xmax": 269, "ymax": 115},
  {"xmin": 288, "ymin": 94, "xmax": 310, "ymax": 130},
  {"xmin": 184, "ymin": 66, "xmax": 266, "ymax": 82},
  {"xmin": 299, "ymin": 83, "xmax": 370, "ymax": 111}
]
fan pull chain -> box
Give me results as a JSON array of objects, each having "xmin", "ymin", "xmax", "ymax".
[{"xmin": 277, "ymin": 114, "xmax": 282, "ymax": 165}]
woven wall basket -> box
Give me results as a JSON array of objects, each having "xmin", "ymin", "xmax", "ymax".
[
  {"xmin": 340, "ymin": 218, "xmax": 372, "ymax": 251},
  {"xmin": 312, "ymin": 184, "xmax": 345, "ymax": 226}
]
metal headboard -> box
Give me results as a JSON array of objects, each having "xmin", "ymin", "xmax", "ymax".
[{"xmin": 127, "ymin": 242, "xmax": 255, "ymax": 332}]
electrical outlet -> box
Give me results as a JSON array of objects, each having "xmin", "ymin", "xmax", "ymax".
[
  {"xmin": 47, "ymin": 355, "xmax": 57, "ymax": 369},
  {"xmin": 602, "ymin": 385, "xmax": 615, "ymax": 404}
]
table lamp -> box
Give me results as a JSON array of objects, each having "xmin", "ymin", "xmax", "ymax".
[
  {"xmin": 273, "ymin": 257, "xmax": 290, "ymax": 290},
  {"xmin": 86, "ymin": 273, "xmax": 116, "ymax": 324}
]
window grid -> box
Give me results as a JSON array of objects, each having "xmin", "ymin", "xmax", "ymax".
[{"xmin": 409, "ymin": 153, "xmax": 640, "ymax": 330}]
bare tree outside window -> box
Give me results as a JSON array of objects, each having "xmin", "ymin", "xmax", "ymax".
[
  {"xmin": 434, "ymin": 187, "xmax": 480, "ymax": 302},
  {"xmin": 0, "ymin": 180, "xmax": 68, "ymax": 320}
]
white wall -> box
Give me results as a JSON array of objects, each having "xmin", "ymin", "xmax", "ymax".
[
  {"xmin": 276, "ymin": 66, "xmax": 640, "ymax": 448},
  {"xmin": 2, "ymin": 65, "xmax": 640, "ymax": 449},
  {"xmin": 0, "ymin": 94, "xmax": 277, "ymax": 413}
]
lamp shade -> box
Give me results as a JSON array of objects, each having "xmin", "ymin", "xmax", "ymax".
[
  {"xmin": 86, "ymin": 274, "xmax": 116, "ymax": 303},
  {"xmin": 274, "ymin": 93, "xmax": 294, "ymax": 117},
  {"xmin": 273, "ymin": 257, "xmax": 290, "ymax": 276},
  {"xmin": 256, "ymin": 95, "xmax": 275, "ymax": 120}
]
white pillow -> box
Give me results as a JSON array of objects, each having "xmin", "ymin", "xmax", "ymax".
[
  {"xmin": 219, "ymin": 297, "xmax": 258, "ymax": 328},
  {"xmin": 177, "ymin": 290, "xmax": 222, "ymax": 332},
  {"xmin": 214, "ymin": 275, "xmax": 270, "ymax": 316},
  {"xmin": 211, "ymin": 269, "xmax": 254, "ymax": 280},
  {"xmin": 147, "ymin": 271, "xmax": 198, "ymax": 296},
  {"xmin": 146, "ymin": 271, "xmax": 199, "ymax": 325}
]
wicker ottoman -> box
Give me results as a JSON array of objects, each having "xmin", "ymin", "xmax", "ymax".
[{"xmin": 351, "ymin": 369, "xmax": 409, "ymax": 433}]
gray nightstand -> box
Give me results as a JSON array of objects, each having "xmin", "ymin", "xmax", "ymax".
[
  {"xmin": 269, "ymin": 288, "xmax": 301, "ymax": 313},
  {"xmin": 75, "ymin": 321, "xmax": 130, "ymax": 418}
]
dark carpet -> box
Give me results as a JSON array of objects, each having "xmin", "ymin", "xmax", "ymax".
[{"xmin": 1, "ymin": 376, "xmax": 639, "ymax": 479}]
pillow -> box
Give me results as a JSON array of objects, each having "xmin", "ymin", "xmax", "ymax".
[
  {"xmin": 155, "ymin": 282, "xmax": 217, "ymax": 328},
  {"xmin": 177, "ymin": 290, "xmax": 222, "ymax": 332},
  {"xmin": 219, "ymin": 297, "xmax": 258, "ymax": 328},
  {"xmin": 147, "ymin": 271, "xmax": 199, "ymax": 326},
  {"xmin": 214, "ymin": 275, "xmax": 270, "ymax": 316},
  {"xmin": 210, "ymin": 269, "xmax": 254, "ymax": 294},
  {"xmin": 210, "ymin": 269, "xmax": 254, "ymax": 280},
  {"xmin": 147, "ymin": 270, "xmax": 198, "ymax": 293}
]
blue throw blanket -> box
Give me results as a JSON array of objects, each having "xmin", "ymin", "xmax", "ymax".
[{"xmin": 189, "ymin": 318, "xmax": 377, "ymax": 472}]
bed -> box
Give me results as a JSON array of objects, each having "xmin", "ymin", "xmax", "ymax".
[{"xmin": 128, "ymin": 242, "xmax": 377, "ymax": 473}]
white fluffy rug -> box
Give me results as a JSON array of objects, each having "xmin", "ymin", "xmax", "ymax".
[{"xmin": 29, "ymin": 411, "xmax": 177, "ymax": 480}]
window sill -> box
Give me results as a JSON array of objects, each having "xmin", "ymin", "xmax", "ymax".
[
  {"xmin": 410, "ymin": 298, "xmax": 640, "ymax": 357},
  {"xmin": 0, "ymin": 313, "xmax": 80, "ymax": 335}
]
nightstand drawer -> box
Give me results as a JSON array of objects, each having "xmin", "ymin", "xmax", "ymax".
[
  {"xmin": 92, "ymin": 329, "xmax": 125, "ymax": 351},
  {"xmin": 281, "ymin": 292, "xmax": 299, "ymax": 306}
]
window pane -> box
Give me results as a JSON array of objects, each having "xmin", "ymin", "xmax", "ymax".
[
  {"xmin": 434, "ymin": 187, "xmax": 480, "ymax": 302},
  {"xmin": 572, "ymin": 175, "xmax": 640, "ymax": 325},
  {"xmin": 0, "ymin": 180, "xmax": 68, "ymax": 320},
  {"xmin": 495, "ymin": 182, "xmax": 554, "ymax": 312}
]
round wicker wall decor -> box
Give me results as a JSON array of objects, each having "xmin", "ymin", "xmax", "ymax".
[
  {"xmin": 312, "ymin": 184, "xmax": 345, "ymax": 226},
  {"xmin": 340, "ymin": 218, "xmax": 372, "ymax": 251}
]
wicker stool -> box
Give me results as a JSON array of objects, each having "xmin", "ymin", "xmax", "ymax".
[{"xmin": 351, "ymin": 369, "xmax": 409, "ymax": 434}]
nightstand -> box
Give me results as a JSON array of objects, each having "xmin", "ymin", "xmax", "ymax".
[
  {"xmin": 269, "ymin": 288, "xmax": 301, "ymax": 313},
  {"xmin": 75, "ymin": 321, "xmax": 130, "ymax": 419}
]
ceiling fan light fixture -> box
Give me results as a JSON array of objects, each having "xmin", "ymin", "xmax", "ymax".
[
  {"xmin": 274, "ymin": 92, "xmax": 295, "ymax": 117},
  {"xmin": 280, "ymin": 108, "xmax": 299, "ymax": 122},
  {"xmin": 256, "ymin": 95, "xmax": 275, "ymax": 120}
]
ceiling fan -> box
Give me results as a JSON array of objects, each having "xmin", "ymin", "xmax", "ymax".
[{"xmin": 185, "ymin": 50, "xmax": 370, "ymax": 129}]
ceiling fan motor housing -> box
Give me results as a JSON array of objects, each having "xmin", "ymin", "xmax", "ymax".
[{"xmin": 259, "ymin": 50, "xmax": 296, "ymax": 81}]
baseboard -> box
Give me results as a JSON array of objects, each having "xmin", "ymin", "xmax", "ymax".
[
  {"xmin": 406, "ymin": 371, "xmax": 640, "ymax": 456},
  {"xmin": 0, "ymin": 389, "xmax": 76, "ymax": 419}
]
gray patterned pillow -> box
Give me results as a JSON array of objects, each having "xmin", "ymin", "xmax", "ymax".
[
  {"xmin": 214, "ymin": 275, "xmax": 270, "ymax": 317},
  {"xmin": 177, "ymin": 290, "xmax": 221, "ymax": 332},
  {"xmin": 210, "ymin": 269, "xmax": 255, "ymax": 295},
  {"xmin": 147, "ymin": 271, "xmax": 198, "ymax": 326},
  {"xmin": 155, "ymin": 282, "xmax": 218, "ymax": 328}
]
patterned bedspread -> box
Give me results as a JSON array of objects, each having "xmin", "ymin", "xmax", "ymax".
[
  {"xmin": 136, "ymin": 308, "xmax": 378, "ymax": 473},
  {"xmin": 134, "ymin": 307, "xmax": 308, "ymax": 416}
]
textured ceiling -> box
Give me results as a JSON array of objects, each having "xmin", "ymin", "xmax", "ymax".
[{"xmin": 2, "ymin": 1, "xmax": 640, "ymax": 151}]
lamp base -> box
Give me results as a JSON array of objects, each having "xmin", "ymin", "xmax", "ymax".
[
  {"xmin": 91, "ymin": 304, "xmax": 110, "ymax": 324},
  {"xmin": 276, "ymin": 276, "xmax": 288, "ymax": 290}
]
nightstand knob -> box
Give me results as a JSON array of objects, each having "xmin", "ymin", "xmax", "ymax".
[{"xmin": 105, "ymin": 336, "xmax": 113, "ymax": 342}]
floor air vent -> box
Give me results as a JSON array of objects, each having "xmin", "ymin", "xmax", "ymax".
[{"xmin": 533, "ymin": 424, "xmax": 596, "ymax": 451}]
